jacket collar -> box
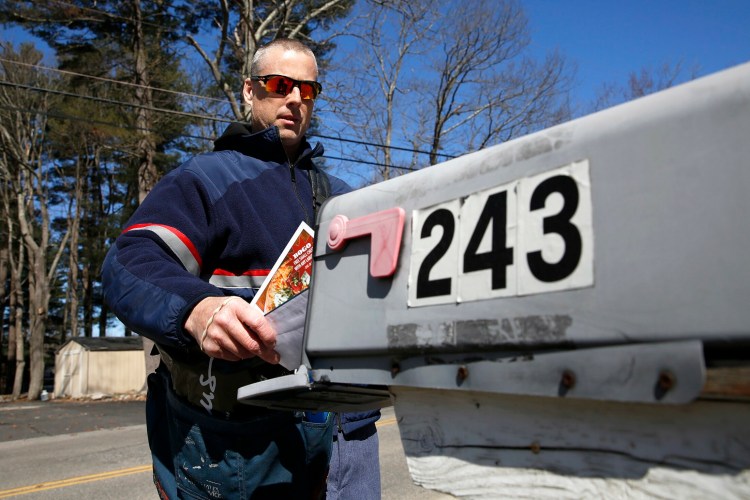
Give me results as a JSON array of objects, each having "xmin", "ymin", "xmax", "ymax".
[{"xmin": 213, "ymin": 123, "xmax": 323, "ymax": 168}]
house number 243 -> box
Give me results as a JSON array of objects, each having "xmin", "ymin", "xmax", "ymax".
[{"xmin": 408, "ymin": 160, "xmax": 594, "ymax": 307}]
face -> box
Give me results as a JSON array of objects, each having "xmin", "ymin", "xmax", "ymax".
[{"xmin": 244, "ymin": 47, "xmax": 318, "ymax": 157}]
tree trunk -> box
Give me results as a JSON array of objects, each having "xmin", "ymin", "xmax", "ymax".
[
  {"xmin": 5, "ymin": 259, "xmax": 17, "ymax": 395},
  {"xmin": 65, "ymin": 157, "xmax": 83, "ymax": 341},
  {"xmin": 99, "ymin": 301, "xmax": 109, "ymax": 339},
  {"xmin": 132, "ymin": 0, "xmax": 161, "ymax": 382},
  {"xmin": 12, "ymin": 322, "xmax": 25, "ymax": 399},
  {"xmin": 16, "ymin": 138, "xmax": 69, "ymax": 400},
  {"xmin": 83, "ymin": 265, "xmax": 93, "ymax": 337},
  {"xmin": 133, "ymin": 0, "xmax": 158, "ymax": 205},
  {"xmin": 11, "ymin": 240, "xmax": 25, "ymax": 400},
  {"xmin": 26, "ymin": 251, "xmax": 48, "ymax": 400},
  {"xmin": 0, "ymin": 246, "xmax": 8, "ymax": 392}
]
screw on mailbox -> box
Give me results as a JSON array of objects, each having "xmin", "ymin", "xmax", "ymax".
[
  {"xmin": 558, "ymin": 369, "xmax": 576, "ymax": 396},
  {"xmin": 653, "ymin": 370, "xmax": 677, "ymax": 400},
  {"xmin": 561, "ymin": 370, "xmax": 576, "ymax": 388},
  {"xmin": 658, "ymin": 370, "xmax": 675, "ymax": 391},
  {"xmin": 457, "ymin": 365, "xmax": 469, "ymax": 383}
]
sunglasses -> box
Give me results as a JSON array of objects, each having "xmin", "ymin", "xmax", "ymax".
[{"xmin": 250, "ymin": 74, "xmax": 322, "ymax": 100}]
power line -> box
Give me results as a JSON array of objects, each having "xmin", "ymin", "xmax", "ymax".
[
  {"xmin": 0, "ymin": 57, "xmax": 456, "ymax": 159},
  {"xmin": 313, "ymin": 132, "xmax": 453, "ymax": 158},
  {"xmin": 320, "ymin": 155, "xmax": 416, "ymax": 172},
  {"xmin": 0, "ymin": 79, "xmax": 220, "ymax": 124},
  {"xmin": 1, "ymin": 2, "xmax": 461, "ymax": 160},
  {"xmin": 0, "ymin": 56, "xmax": 229, "ymax": 106},
  {"xmin": 0, "ymin": 77, "xmax": 455, "ymax": 160},
  {"xmin": 0, "ymin": 103, "xmax": 420, "ymax": 172},
  {"xmin": 0, "ymin": 103, "xmax": 211, "ymax": 142},
  {"xmin": 15, "ymin": 0, "xmax": 171, "ymax": 32}
]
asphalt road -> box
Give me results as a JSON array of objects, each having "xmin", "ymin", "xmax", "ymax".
[{"xmin": 0, "ymin": 399, "xmax": 453, "ymax": 499}]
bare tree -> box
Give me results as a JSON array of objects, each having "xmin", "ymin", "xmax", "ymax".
[
  {"xmin": 0, "ymin": 155, "xmax": 22, "ymax": 396},
  {"xmin": 187, "ymin": 0, "xmax": 354, "ymax": 121},
  {"xmin": 590, "ymin": 61, "xmax": 700, "ymax": 112},
  {"xmin": 2, "ymin": 4, "xmax": 197, "ymax": 387},
  {"xmin": 131, "ymin": 0, "xmax": 159, "ymax": 203},
  {"xmin": 8, "ymin": 237, "xmax": 25, "ymax": 399},
  {"xmin": 0, "ymin": 43, "xmax": 70, "ymax": 399},
  {"xmin": 324, "ymin": 0, "xmax": 432, "ymax": 183},
  {"xmin": 416, "ymin": 0, "xmax": 571, "ymax": 165},
  {"xmin": 0, "ymin": 210, "xmax": 8, "ymax": 391},
  {"xmin": 62, "ymin": 155, "xmax": 85, "ymax": 341},
  {"xmin": 322, "ymin": 0, "xmax": 572, "ymax": 185}
]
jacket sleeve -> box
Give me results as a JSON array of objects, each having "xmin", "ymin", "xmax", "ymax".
[
  {"xmin": 339, "ymin": 409, "xmax": 381, "ymax": 435},
  {"xmin": 102, "ymin": 161, "xmax": 223, "ymax": 351}
]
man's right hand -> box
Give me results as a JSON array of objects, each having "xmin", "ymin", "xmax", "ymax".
[{"xmin": 184, "ymin": 296, "xmax": 280, "ymax": 364}]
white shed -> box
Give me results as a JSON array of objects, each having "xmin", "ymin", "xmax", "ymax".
[{"xmin": 54, "ymin": 337, "xmax": 146, "ymax": 398}]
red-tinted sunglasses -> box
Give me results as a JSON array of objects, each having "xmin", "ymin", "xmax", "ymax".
[{"xmin": 250, "ymin": 74, "xmax": 322, "ymax": 100}]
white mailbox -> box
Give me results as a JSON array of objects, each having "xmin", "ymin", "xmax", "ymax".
[
  {"xmin": 241, "ymin": 62, "xmax": 749, "ymax": 410},
  {"xmin": 239, "ymin": 63, "xmax": 750, "ymax": 498}
]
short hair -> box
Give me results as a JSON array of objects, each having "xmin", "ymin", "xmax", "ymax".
[{"xmin": 250, "ymin": 38, "xmax": 318, "ymax": 76}]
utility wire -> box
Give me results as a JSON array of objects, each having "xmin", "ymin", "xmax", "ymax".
[
  {"xmin": 12, "ymin": 0, "xmax": 171, "ymax": 32},
  {"xmin": 0, "ymin": 79, "xmax": 221, "ymax": 124},
  {"xmin": 320, "ymin": 154, "xmax": 415, "ymax": 171},
  {"xmin": 1, "ymin": 2, "xmax": 460, "ymax": 159},
  {"xmin": 0, "ymin": 56, "xmax": 229, "ymax": 105},
  {"xmin": 0, "ymin": 56, "xmax": 373, "ymax": 146},
  {"xmin": 0, "ymin": 77, "xmax": 455, "ymax": 159},
  {"xmin": 0, "ymin": 103, "xmax": 420, "ymax": 172},
  {"xmin": 0, "ymin": 103, "xmax": 210, "ymax": 142}
]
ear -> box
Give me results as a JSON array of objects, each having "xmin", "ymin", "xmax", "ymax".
[{"xmin": 242, "ymin": 78, "xmax": 254, "ymax": 104}]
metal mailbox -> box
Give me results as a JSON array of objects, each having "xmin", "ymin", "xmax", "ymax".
[{"xmin": 239, "ymin": 62, "xmax": 750, "ymax": 412}]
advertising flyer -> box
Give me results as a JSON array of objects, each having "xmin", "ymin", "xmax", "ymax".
[{"xmin": 251, "ymin": 222, "xmax": 314, "ymax": 369}]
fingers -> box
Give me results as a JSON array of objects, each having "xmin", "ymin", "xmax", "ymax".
[
  {"xmin": 216, "ymin": 304, "xmax": 280, "ymax": 364},
  {"xmin": 186, "ymin": 296, "xmax": 279, "ymax": 363},
  {"xmin": 235, "ymin": 306, "xmax": 277, "ymax": 352}
]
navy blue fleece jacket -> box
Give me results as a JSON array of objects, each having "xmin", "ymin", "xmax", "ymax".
[{"xmin": 102, "ymin": 123, "xmax": 378, "ymax": 432}]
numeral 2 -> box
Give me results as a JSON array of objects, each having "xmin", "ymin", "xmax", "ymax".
[{"xmin": 416, "ymin": 208, "xmax": 454, "ymax": 298}]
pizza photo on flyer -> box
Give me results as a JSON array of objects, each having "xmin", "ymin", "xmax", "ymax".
[{"xmin": 251, "ymin": 221, "xmax": 315, "ymax": 314}]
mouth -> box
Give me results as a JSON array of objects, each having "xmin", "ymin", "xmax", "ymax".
[{"xmin": 278, "ymin": 115, "xmax": 299, "ymax": 127}]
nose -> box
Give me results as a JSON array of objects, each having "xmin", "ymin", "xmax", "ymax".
[{"xmin": 286, "ymin": 85, "xmax": 303, "ymax": 106}]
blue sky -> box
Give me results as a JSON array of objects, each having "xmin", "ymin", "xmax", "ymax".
[{"xmin": 523, "ymin": 0, "xmax": 750, "ymax": 107}]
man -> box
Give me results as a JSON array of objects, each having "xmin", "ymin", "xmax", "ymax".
[{"xmin": 103, "ymin": 38, "xmax": 379, "ymax": 499}]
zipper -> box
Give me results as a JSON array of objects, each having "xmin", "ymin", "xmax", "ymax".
[
  {"xmin": 288, "ymin": 156, "xmax": 313, "ymax": 226},
  {"xmin": 282, "ymin": 132, "xmax": 322, "ymax": 226}
]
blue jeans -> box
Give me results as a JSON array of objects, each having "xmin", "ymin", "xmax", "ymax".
[
  {"xmin": 146, "ymin": 366, "xmax": 333, "ymax": 499},
  {"xmin": 326, "ymin": 422, "xmax": 380, "ymax": 499}
]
